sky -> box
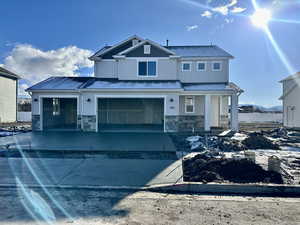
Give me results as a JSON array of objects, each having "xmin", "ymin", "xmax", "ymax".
[{"xmin": 0, "ymin": 0, "xmax": 300, "ymax": 107}]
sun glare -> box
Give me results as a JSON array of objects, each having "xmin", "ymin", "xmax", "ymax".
[{"xmin": 251, "ymin": 8, "xmax": 272, "ymax": 29}]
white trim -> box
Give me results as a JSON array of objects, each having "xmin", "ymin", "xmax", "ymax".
[
  {"xmin": 212, "ymin": 61, "xmax": 222, "ymax": 72},
  {"xmin": 181, "ymin": 62, "xmax": 192, "ymax": 72},
  {"xmin": 118, "ymin": 39, "xmax": 176, "ymax": 56},
  {"xmin": 100, "ymin": 59, "xmax": 116, "ymax": 62},
  {"xmin": 94, "ymin": 94, "xmax": 167, "ymax": 132},
  {"xmin": 196, "ymin": 61, "xmax": 207, "ymax": 72},
  {"xmin": 144, "ymin": 45, "xmax": 151, "ymax": 54},
  {"xmin": 38, "ymin": 94, "xmax": 79, "ymax": 131},
  {"xmin": 93, "ymin": 35, "xmax": 144, "ymax": 58},
  {"xmin": 137, "ymin": 59, "xmax": 158, "ymax": 77},
  {"xmin": 184, "ymin": 96, "xmax": 195, "ymax": 113}
]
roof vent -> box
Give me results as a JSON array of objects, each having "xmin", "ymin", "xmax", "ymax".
[{"xmin": 132, "ymin": 39, "xmax": 139, "ymax": 46}]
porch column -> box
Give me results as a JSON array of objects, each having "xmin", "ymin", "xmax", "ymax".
[
  {"xmin": 230, "ymin": 94, "xmax": 239, "ymax": 131},
  {"xmin": 204, "ymin": 94, "xmax": 211, "ymax": 131}
]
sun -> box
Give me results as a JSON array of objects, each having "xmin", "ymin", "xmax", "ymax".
[{"xmin": 251, "ymin": 8, "xmax": 272, "ymax": 29}]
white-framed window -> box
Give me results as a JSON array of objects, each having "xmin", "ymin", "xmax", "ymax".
[
  {"xmin": 138, "ymin": 60, "xmax": 157, "ymax": 76},
  {"xmin": 197, "ymin": 61, "xmax": 207, "ymax": 71},
  {"xmin": 185, "ymin": 96, "xmax": 195, "ymax": 113},
  {"xmin": 212, "ymin": 61, "xmax": 222, "ymax": 71},
  {"xmin": 182, "ymin": 62, "xmax": 192, "ymax": 72},
  {"xmin": 144, "ymin": 45, "xmax": 151, "ymax": 54},
  {"xmin": 52, "ymin": 98, "xmax": 60, "ymax": 116}
]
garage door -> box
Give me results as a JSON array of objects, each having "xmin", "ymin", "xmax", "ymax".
[
  {"xmin": 43, "ymin": 98, "xmax": 77, "ymax": 130},
  {"xmin": 98, "ymin": 98, "xmax": 164, "ymax": 131}
]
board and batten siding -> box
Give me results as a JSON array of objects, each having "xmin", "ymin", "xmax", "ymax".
[{"xmin": 0, "ymin": 76, "xmax": 17, "ymax": 122}]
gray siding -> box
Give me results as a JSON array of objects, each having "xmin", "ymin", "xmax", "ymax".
[
  {"xmin": 94, "ymin": 61, "xmax": 117, "ymax": 78},
  {"xmin": 117, "ymin": 58, "xmax": 177, "ymax": 80},
  {"xmin": 178, "ymin": 59, "xmax": 229, "ymax": 83},
  {"xmin": 101, "ymin": 40, "xmax": 134, "ymax": 59},
  {"xmin": 126, "ymin": 43, "xmax": 172, "ymax": 57}
]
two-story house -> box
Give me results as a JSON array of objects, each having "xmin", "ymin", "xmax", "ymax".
[{"xmin": 27, "ymin": 35, "xmax": 243, "ymax": 132}]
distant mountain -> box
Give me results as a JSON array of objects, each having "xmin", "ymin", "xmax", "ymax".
[{"xmin": 239, "ymin": 104, "xmax": 283, "ymax": 113}]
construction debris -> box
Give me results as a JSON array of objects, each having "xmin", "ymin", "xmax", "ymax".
[{"xmin": 242, "ymin": 132, "xmax": 280, "ymax": 150}]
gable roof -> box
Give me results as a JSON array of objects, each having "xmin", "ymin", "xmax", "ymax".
[
  {"xmin": 89, "ymin": 35, "xmax": 144, "ymax": 60},
  {"xmin": 90, "ymin": 36, "xmax": 234, "ymax": 61},
  {"xmin": 117, "ymin": 39, "xmax": 176, "ymax": 56},
  {"xmin": 280, "ymin": 72, "xmax": 300, "ymax": 83},
  {"xmin": 0, "ymin": 67, "xmax": 21, "ymax": 80},
  {"xmin": 165, "ymin": 45, "xmax": 234, "ymax": 58}
]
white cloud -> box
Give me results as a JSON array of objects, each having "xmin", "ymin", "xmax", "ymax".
[
  {"xmin": 186, "ymin": 25, "xmax": 199, "ymax": 31},
  {"xmin": 231, "ymin": 6, "xmax": 246, "ymax": 13},
  {"xmin": 212, "ymin": 0, "xmax": 239, "ymax": 15},
  {"xmin": 2, "ymin": 44, "xmax": 93, "ymax": 86},
  {"xmin": 201, "ymin": 10, "xmax": 213, "ymax": 18},
  {"xmin": 18, "ymin": 83, "xmax": 29, "ymax": 96}
]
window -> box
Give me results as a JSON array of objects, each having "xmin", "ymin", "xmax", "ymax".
[
  {"xmin": 182, "ymin": 62, "xmax": 192, "ymax": 72},
  {"xmin": 197, "ymin": 62, "xmax": 206, "ymax": 71},
  {"xmin": 144, "ymin": 45, "xmax": 151, "ymax": 54},
  {"xmin": 52, "ymin": 98, "xmax": 60, "ymax": 116},
  {"xmin": 138, "ymin": 61, "xmax": 156, "ymax": 76},
  {"xmin": 212, "ymin": 61, "xmax": 222, "ymax": 71},
  {"xmin": 185, "ymin": 96, "xmax": 194, "ymax": 113}
]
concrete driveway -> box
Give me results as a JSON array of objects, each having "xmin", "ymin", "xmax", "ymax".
[
  {"xmin": 0, "ymin": 156, "xmax": 182, "ymax": 187},
  {"xmin": 0, "ymin": 132, "xmax": 176, "ymax": 152}
]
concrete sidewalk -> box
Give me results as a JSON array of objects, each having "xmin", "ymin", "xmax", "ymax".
[{"xmin": 0, "ymin": 157, "xmax": 182, "ymax": 187}]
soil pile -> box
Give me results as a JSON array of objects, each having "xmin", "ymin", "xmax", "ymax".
[
  {"xmin": 183, "ymin": 154, "xmax": 283, "ymax": 184},
  {"xmin": 242, "ymin": 133, "xmax": 280, "ymax": 150}
]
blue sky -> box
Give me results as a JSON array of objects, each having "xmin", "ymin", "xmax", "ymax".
[{"xmin": 1, "ymin": 0, "xmax": 300, "ymax": 106}]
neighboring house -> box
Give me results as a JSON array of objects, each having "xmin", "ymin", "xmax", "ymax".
[
  {"xmin": 280, "ymin": 72, "xmax": 300, "ymax": 129},
  {"xmin": 0, "ymin": 67, "xmax": 20, "ymax": 123},
  {"xmin": 27, "ymin": 35, "xmax": 243, "ymax": 132},
  {"xmin": 17, "ymin": 97, "xmax": 32, "ymax": 122}
]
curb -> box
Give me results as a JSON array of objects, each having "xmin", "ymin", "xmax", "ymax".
[
  {"xmin": 1, "ymin": 182, "xmax": 300, "ymax": 196},
  {"xmin": 147, "ymin": 182, "xmax": 300, "ymax": 197}
]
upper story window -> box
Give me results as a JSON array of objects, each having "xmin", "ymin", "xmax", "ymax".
[
  {"xmin": 197, "ymin": 62, "xmax": 207, "ymax": 71},
  {"xmin": 138, "ymin": 61, "xmax": 157, "ymax": 76},
  {"xmin": 185, "ymin": 96, "xmax": 195, "ymax": 113},
  {"xmin": 212, "ymin": 61, "xmax": 222, "ymax": 71},
  {"xmin": 144, "ymin": 45, "xmax": 151, "ymax": 54},
  {"xmin": 182, "ymin": 62, "xmax": 192, "ymax": 72}
]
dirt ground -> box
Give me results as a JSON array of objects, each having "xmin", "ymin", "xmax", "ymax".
[{"xmin": 0, "ymin": 188, "xmax": 300, "ymax": 225}]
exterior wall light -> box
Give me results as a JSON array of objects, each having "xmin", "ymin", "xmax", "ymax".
[
  {"xmin": 170, "ymin": 98, "xmax": 174, "ymax": 102},
  {"xmin": 34, "ymin": 98, "xmax": 38, "ymax": 102},
  {"xmin": 87, "ymin": 98, "xmax": 91, "ymax": 102}
]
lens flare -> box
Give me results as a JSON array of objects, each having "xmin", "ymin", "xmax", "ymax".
[{"xmin": 251, "ymin": 8, "xmax": 272, "ymax": 29}]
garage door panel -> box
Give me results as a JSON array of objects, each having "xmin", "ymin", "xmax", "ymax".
[{"xmin": 98, "ymin": 98, "xmax": 164, "ymax": 131}]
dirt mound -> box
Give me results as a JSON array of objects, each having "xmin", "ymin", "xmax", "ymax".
[
  {"xmin": 242, "ymin": 133, "xmax": 280, "ymax": 150},
  {"xmin": 183, "ymin": 154, "xmax": 283, "ymax": 184}
]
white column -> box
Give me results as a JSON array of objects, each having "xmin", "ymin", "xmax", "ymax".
[
  {"xmin": 230, "ymin": 94, "xmax": 239, "ymax": 131},
  {"xmin": 204, "ymin": 94, "xmax": 211, "ymax": 131}
]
